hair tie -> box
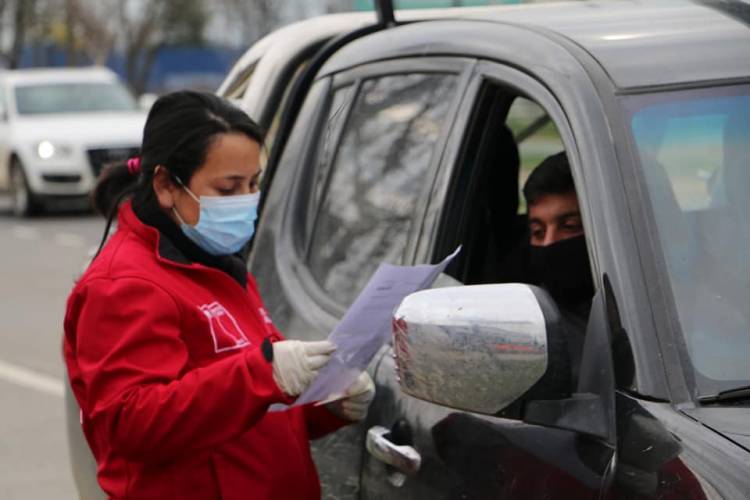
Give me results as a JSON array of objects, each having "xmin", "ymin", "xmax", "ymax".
[{"xmin": 127, "ymin": 157, "xmax": 142, "ymax": 176}]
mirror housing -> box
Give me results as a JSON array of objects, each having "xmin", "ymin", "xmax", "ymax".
[{"xmin": 392, "ymin": 283, "xmax": 569, "ymax": 415}]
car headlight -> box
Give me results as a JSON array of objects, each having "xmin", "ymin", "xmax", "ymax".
[{"xmin": 36, "ymin": 140, "xmax": 73, "ymax": 159}]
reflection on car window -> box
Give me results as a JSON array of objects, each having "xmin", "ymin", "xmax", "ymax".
[
  {"xmin": 308, "ymin": 73, "xmax": 458, "ymax": 305},
  {"xmin": 627, "ymin": 85, "xmax": 750, "ymax": 393},
  {"xmin": 506, "ymin": 97, "xmax": 564, "ymax": 213},
  {"xmin": 15, "ymin": 82, "xmax": 138, "ymax": 115},
  {"xmin": 311, "ymin": 84, "xmax": 355, "ymax": 219}
]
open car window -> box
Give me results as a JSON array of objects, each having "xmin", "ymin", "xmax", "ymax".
[{"xmin": 506, "ymin": 97, "xmax": 565, "ymax": 213}]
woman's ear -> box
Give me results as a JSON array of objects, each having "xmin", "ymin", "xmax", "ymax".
[{"xmin": 152, "ymin": 166, "xmax": 177, "ymax": 210}]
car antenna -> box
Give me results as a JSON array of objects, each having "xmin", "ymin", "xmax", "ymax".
[{"xmin": 375, "ymin": 0, "xmax": 397, "ymax": 27}]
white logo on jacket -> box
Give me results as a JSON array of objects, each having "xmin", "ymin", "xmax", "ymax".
[
  {"xmin": 259, "ymin": 307, "xmax": 273, "ymax": 325},
  {"xmin": 199, "ymin": 302, "xmax": 250, "ymax": 353}
]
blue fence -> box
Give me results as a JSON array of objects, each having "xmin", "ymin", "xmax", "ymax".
[{"xmin": 17, "ymin": 44, "xmax": 245, "ymax": 94}]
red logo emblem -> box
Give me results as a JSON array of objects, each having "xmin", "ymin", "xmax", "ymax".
[{"xmin": 200, "ymin": 302, "xmax": 250, "ymax": 353}]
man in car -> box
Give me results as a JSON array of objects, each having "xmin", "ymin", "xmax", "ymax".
[{"xmin": 523, "ymin": 152, "xmax": 594, "ymax": 379}]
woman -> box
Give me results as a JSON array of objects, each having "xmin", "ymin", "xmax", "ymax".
[{"xmin": 63, "ymin": 91, "xmax": 375, "ymax": 499}]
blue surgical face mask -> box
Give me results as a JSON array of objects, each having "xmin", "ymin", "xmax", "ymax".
[{"xmin": 172, "ymin": 184, "xmax": 260, "ymax": 256}]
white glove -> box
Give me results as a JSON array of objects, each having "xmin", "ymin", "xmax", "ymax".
[
  {"xmin": 272, "ymin": 340, "xmax": 336, "ymax": 396},
  {"xmin": 326, "ymin": 372, "xmax": 375, "ymax": 421}
]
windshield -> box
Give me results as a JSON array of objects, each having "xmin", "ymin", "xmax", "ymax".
[
  {"xmin": 624, "ymin": 84, "xmax": 750, "ymax": 397},
  {"xmin": 14, "ymin": 81, "xmax": 138, "ymax": 115}
]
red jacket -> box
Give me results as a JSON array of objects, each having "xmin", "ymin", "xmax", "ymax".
[{"xmin": 63, "ymin": 202, "xmax": 347, "ymax": 499}]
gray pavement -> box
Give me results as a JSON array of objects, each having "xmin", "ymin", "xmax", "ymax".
[{"xmin": 0, "ymin": 194, "xmax": 103, "ymax": 499}]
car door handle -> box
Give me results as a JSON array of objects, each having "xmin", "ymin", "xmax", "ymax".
[{"xmin": 366, "ymin": 425, "xmax": 422, "ymax": 476}]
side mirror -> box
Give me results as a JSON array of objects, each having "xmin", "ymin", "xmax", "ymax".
[{"xmin": 392, "ymin": 283, "xmax": 570, "ymax": 415}]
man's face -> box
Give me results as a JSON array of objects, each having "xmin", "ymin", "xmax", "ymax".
[{"xmin": 528, "ymin": 191, "xmax": 584, "ymax": 246}]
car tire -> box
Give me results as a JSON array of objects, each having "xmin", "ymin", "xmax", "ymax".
[{"xmin": 9, "ymin": 158, "xmax": 41, "ymax": 217}]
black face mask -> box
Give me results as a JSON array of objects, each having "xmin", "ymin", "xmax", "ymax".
[{"xmin": 528, "ymin": 235, "xmax": 594, "ymax": 309}]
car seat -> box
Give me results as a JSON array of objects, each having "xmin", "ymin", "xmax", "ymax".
[{"xmin": 462, "ymin": 123, "xmax": 526, "ymax": 285}]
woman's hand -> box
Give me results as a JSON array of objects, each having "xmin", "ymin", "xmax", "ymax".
[
  {"xmin": 326, "ymin": 372, "xmax": 375, "ymax": 421},
  {"xmin": 271, "ymin": 340, "xmax": 336, "ymax": 396}
]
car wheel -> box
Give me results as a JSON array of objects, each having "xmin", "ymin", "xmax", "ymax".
[{"xmin": 10, "ymin": 158, "xmax": 41, "ymax": 217}]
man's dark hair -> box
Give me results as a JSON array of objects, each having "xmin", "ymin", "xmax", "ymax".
[{"xmin": 523, "ymin": 151, "xmax": 574, "ymax": 205}]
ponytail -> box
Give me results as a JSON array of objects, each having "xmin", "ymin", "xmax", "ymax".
[
  {"xmin": 92, "ymin": 160, "xmax": 141, "ymax": 216},
  {"xmin": 91, "ymin": 160, "xmax": 142, "ymax": 257}
]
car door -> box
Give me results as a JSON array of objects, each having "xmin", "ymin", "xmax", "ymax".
[
  {"xmin": 359, "ymin": 60, "xmax": 619, "ymax": 498},
  {"xmin": 248, "ymin": 57, "xmax": 473, "ymax": 498}
]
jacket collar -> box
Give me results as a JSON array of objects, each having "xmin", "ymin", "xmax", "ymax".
[
  {"xmin": 118, "ymin": 201, "xmax": 191, "ymax": 264},
  {"xmin": 118, "ymin": 200, "xmax": 248, "ymax": 287}
]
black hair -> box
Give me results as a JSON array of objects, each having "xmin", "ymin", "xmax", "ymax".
[
  {"xmin": 522, "ymin": 151, "xmax": 574, "ymax": 205},
  {"xmin": 92, "ymin": 90, "xmax": 265, "ymax": 256}
]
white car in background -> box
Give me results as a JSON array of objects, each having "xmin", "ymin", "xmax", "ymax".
[{"xmin": 0, "ymin": 66, "xmax": 146, "ymax": 216}]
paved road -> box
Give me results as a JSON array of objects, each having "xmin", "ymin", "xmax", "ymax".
[{"xmin": 0, "ymin": 195, "xmax": 103, "ymax": 499}]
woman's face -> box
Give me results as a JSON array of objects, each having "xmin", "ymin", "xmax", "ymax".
[{"xmin": 157, "ymin": 131, "xmax": 262, "ymax": 226}]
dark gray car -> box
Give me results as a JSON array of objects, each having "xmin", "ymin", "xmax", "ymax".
[
  {"xmin": 66, "ymin": 1, "xmax": 750, "ymax": 498},
  {"xmin": 249, "ymin": 1, "xmax": 750, "ymax": 498}
]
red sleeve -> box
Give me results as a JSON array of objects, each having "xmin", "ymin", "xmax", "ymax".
[
  {"xmin": 245, "ymin": 274, "xmax": 350, "ymax": 438},
  {"xmin": 68, "ymin": 277, "xmax": 291, "ymax": 463},
  {"xmin": 301, "ymin": 404, "xmax": 352, "ymax": 440}
]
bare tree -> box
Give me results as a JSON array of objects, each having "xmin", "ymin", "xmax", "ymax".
[
  {"xmin": 118, "ymin": 1, "xmax": 167, "ymax": 95},
  {"xmin": 0, "ymin": 1, "xmax": 8, "ymax": 62},
  {"xmin": 217, "ymin": 0, "xmax": 281, "ymax": 47},
  {"xmin": 126, "ymin": 0, "xmax": 207, "ymax": 94},
  {"xmin": 5, "ymin": 0, "xmax": 37, "ymax": 68},
  {"xmin": 214, "ymin": 0, "xmax": 331, "ymax": 48},
  {"xmin": 60, "ymin": 0, "xmax": 207, "ymax": 94},
  {"xmin": 64, "ymin": 0, "xmax": 116, "ymax": 65},
  {"xmin": 3, "ymin": 0, "xmax": 64, "ymax": 68}
]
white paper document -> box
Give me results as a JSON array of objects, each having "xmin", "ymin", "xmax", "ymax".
[{"xmin": 292, "ymin": 246, "xmax": 461, "ymax": 407}]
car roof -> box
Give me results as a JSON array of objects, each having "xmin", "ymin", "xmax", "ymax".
[
  {"xmin": 313, "ymin": 1, "xmax": 750, "ymax": 91},
  {"xmin": 218, "ymin": 12, "xmax": 374, "ymax": 98},
  {"xmin": 218, "ymin": 13, "xmax": 376, "ymax": 115},
  {"xmin": 218, "ymin": 7, "xmax": 507, "ymax": 119},
  {"xmin": 218, "ymin": 5, "xmax": 515, "ymax": 98},
  {"xmin": 1, "ymin": 66, "xmax": 119, "ymax": 86},
  {"xmin": 463, "ymin": 0, "xmax": 750, "ymax": 89}
]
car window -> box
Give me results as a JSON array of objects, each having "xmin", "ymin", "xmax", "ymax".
[
  {"xmin": 307, "ymin": 73, "xmax": 458, "ymax": 306},
  {"xmin": 637, "ymin": 112, "xmax": 722, "ymax": 211},
  {"xmin": 506, "ymin": 97, "xmax": 564, "ymax": 213},
  {"xmin": 14, "ymin": 81, "xmax": 138, "ymax": 115},
  {"xmin": 626, "ymin": 85, "xmax": 750, "ymax": 395},
  {"xmin": 436, "ymin": 81, "xmax": 589, "ymax": 389},
  {"xmin": 306, "ymin": 84, "xmax": 356, "ymax": 233}
]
